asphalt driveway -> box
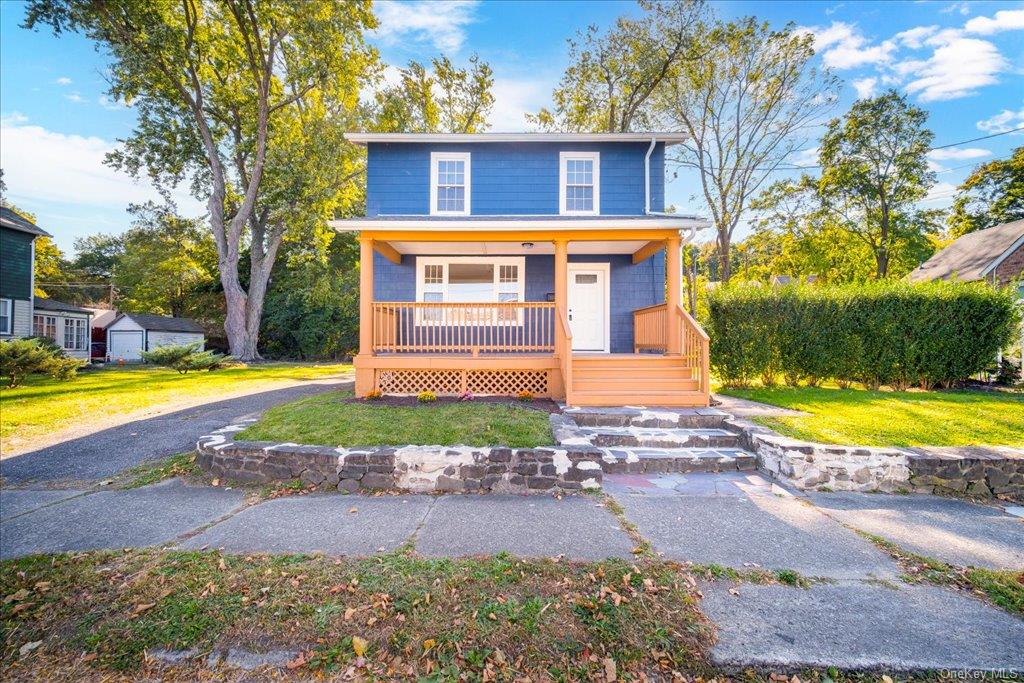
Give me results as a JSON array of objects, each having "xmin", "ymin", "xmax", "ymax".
[{"xmin": 0, "ymin": 379, "xmax": 351, "ymax": 484}]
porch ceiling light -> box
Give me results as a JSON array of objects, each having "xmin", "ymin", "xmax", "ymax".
[{"xmin": 521, "ymin": 242, "xmax": 534, "ymax": 249}]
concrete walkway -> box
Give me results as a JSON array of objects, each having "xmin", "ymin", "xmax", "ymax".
[
  {"xmin": 1, "ymin": 472, "xmax": 1021, "ymax": 672},
  {"xmin": 0, "ymin": 378, "xmax": 351, "ymax": 485}
]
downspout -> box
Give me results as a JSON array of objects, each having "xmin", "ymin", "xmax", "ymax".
[{"xmin": 644, "ymin": 137, "xmax": 656, "ymax": 215}]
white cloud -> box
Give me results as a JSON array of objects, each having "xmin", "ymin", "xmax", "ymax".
[
  {"xmin": 791, "ymin": 146, "xmax": 820, "ymax": 167},
  {"xmin": 940, "ymin": 2, "xmax": 971, "ymax": 16},
  {"xmin": 852, "ymin": 77, "xmax": 877, "ymax": 99},
  {"xmin": 901, "ymin": 36, "xmax": 1006, "ymax": 101},
  {"xmin": 927, "ymin": 147, "xmax": 991, "ymax": 162},
  {"xmin": 55, "ymin": 77, "xmax": 72, "ymax": 86},
  {"xmin": 489, "ymin": 77, "xmax": 550, "ymax": 131},
  {"xmin": 0, "ymin": 114, "xmax": 203, "ymax": 216},
  {"xmin": 964, "ymin": 9, "xmax": 1024, "ymax": 35},
  {"xmin": 976, "ymin": 106, "xmax": 1024, "ymax": 134},
  {"xmin": 923, "ymin": 181, "xmax": 958, "ymax": 205},
  {"xmin": 97, "ymin": 94, "xmax": 129, "ymax": 111},
  {"xmin": 64, "ymin": 92, "xmax": 85, "ymax": 103},
  {"xmin": 893, "ymin": 25, "xmax": 937, "ymax": 49},
  {"xmin": 372, "ymin": 0, "xmax": 479, "ymax": 52},
  {"xmin": 804, "ymin": 22, "xmax": 895, "ymax": 69}
]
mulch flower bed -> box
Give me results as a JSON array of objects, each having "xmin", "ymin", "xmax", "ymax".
[{"xmin": 344, "ymin": 394, "xmax": 563, "ymax": 414}]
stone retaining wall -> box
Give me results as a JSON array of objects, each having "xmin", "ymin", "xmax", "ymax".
[
  {"xmin": 196, "ymin": 421, "xmax": 603, "ymax": 494},
  {"xmin": 727, "ymin": 418, "xmax": 1024, "ymax": 500}
]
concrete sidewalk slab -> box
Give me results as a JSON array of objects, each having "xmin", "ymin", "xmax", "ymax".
[
  {"xmin": 810, "ymin": 492, "xmax": 1024, "ymax": 569},
  {"xmin": 603, "ymin": 471, "xmax": 789, "ymax": 498},
  {"xmin": 702, "ymin": 581, "xmax": 1024, "ymax": 671},
  {"xmin": 0, "ymin": 488, "xmax": 87, "ymax": 521},
  {"xmin": 613, "ymin": 492, "xmax": 898, "ymax": 579},
  {"xmin": 416, "ymin": 495, "xmax": 634, "ymax": 560},
  {"xmin": 0, "ymin": 479, "xmax": 244, "ymax": 559},
  {"xmin": 182, "ymin": 494, "xmax": 431, "ymax": 556}
]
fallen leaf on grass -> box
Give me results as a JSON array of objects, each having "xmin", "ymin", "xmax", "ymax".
[
  {"xmin": 19, "ymin": 641, "xmax": 42, "ymax": 658},
  {"xmin": 4, "ymin": 589, "xmax": 31, "ymax": 603},
  {"xmin": 352, "ymin": 636, "xmax": 368, "ymax": 657},
  {"xmin": 131, "ymin": 602, "xmax": 156, "ymax": 616},
  {"xmin": 602, "ymin": 656, "xmax": 617, "ymax": 682},
  {"xmin": 422, "ymin": 639, "xmax": 435, "ymax": 652},
  {"xmin": 286, "ymin": 652, "xmax": 307, "ymax": 670}
]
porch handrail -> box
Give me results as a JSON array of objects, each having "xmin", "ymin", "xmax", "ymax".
[
  {"xmin": 371, "ymin": 301, "xmax": 555, "ymax": 354},
  {"xmin": 676, "ymin": 303, "xmax": 710, "ymax": 396},
  {"xmin": 556, "ymin": 305, "xmax": 573, "ymax": 404},
  {"xmin": 632, "ymin": 303, "xmax": 668, "ymax": 353}
]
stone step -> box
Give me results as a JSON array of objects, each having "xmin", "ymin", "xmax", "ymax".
[
  {"xmin": 597, "ymin": 447, "xmax": 758, "ymax": 474},
  {"xmin": 576, "ymin": 426, "xmax": 741, "ymax": 449},
  {"xmin": 563, "ymin": 406, "xmax": 730, "ymax": 429}
]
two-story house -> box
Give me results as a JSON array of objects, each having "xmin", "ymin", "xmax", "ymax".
[
  {"xmin": 331, "ymin": 133, "xmax": 711, "ymax": 406},
  {"xmin": 1, "ymin": 206, "xmax": 92, "ymax": 360}
]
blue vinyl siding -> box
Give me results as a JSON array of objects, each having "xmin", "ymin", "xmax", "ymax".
[
  {"xmin": 371, "ymin": 250, "xmax": 665, "ymax": 354},
  {"xmin": 366, "ymin": 142, "xmax": 665, "ymax": 216}
]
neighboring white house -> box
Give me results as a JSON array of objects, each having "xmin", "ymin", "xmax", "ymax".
[
  {"xmin": 32, "ymin": 296, "xmax": 93, "ymax": 360},
  {"xmin": 105, "ymin": 313, "xmax": 205, "ymax": 362}
]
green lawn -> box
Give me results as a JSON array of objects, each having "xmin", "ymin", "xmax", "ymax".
[
  {"xmin": 717, "ymin": 384, "xmax": 1024, "ymax": 447},
  {"xmin": 1, "ymin": 363, "xmax": 351, "ymax": 452},
  {"xmin": 237, "ymin": 391, "xmax": 554, "ymax": 448}
]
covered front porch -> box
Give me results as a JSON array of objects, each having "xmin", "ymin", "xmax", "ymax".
[{"xmin": 346, "ymin": 222, "xmax": 710, "ymax": 406}]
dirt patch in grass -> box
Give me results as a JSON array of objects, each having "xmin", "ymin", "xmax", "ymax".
[
  {"xmin": 116, "ymin": 453, "xmax": 202, "ymax": 489},
  {"xmin": 1, "ymin": 550, "xmax": 714, "ymax": 680},
  {"xmin": 349, "ymin": 394, "xmax": 563, "ymax": 414}
]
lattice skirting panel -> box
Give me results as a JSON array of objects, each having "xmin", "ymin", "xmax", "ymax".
[{"xmin": 375, "ymin": 368, "xmax": 551, "ymax": 397}]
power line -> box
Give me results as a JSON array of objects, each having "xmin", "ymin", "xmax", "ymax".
[{"xmin": 930, "ymin": 126, "xmax": 1024, "ymax": 150}]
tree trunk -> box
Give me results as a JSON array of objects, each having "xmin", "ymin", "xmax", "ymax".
[{"xmin": 718, "ymin": 232, "xmax": 732, "ymax": 282}]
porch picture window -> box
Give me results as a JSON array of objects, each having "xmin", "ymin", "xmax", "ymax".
[
  {"xmin": 430, "ymin": 152, "xmax": 471, "ymax": 216},
  {"xmin": 559, "ymin": 151, "xmax": 600, "ymax": 215},
  {"xmin": 33, "ymin": 314, "xmax": 57, "ymax": 340},
  {"xmin": 0, "ymin": 298, "xmax": 10, "ymax": 335},
  {"xmin": 63, "ymin": 318, "xmax": 87, "ymax": 351},
  {"xmin": 415, "ymin": 257, "xmax": 526, "ymax": 324}
]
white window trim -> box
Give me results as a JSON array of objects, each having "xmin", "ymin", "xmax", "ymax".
[
  {"xmin": 0, "ymin": 298, "xmax": 11, "ymax": 335},
  {"xmin": 61, "ymin": 317, "xmax": 88, "ymax": 351},
  {"xmin": 429, "ymin": 151, "xmax": 471, "ymax": 216},
  {"xmin": 559, "ymin": 150, "xmax": 600, "ymax": 216},
  {"xmin": 415, "ymin": 256, "xmax": 526, "ymax": 326},
  {"xmin": 34, "ymin": 314, "xmax": 57, "ymax": 340}
]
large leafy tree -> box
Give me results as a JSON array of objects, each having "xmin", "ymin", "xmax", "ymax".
[
  {"xmin": 529, "ymin": 0, "xmax": 706, "ymax": 132},
  {"xmin": 816, "ymin": 90, "xmax": 937, "ymax": 279},
  {"xmin": 657, "ymin": 18, "xmax": 838, "ymax": 282},
  {"xmin": 947, "ymin": 146, "xmax": 1024, "ymax": 237},
  {"xmin": 25, "ymin": 0, "xmax": 376, "ymax": 359},
  {"xmin": 373, "ymin": 54, "xmax": 494, "ymax": 133},
  {"xmin": 112, "ymin": 203, "xmax": 219, "ymax": 320}
]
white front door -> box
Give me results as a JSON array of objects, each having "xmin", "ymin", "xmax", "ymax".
[{"xmin": 567, "ymin": 263, "xmax": 609, "ymax": 352}]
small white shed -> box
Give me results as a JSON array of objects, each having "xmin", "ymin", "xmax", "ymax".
[{"xmin": 105, "ymin": 313, "xmax": 205, "ymax": 362}]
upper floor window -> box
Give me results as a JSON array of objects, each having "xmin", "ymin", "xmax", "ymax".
[
  {"xmin": 430, "ymin": 152, "xmax": 471, "ymax": 216},
  {"xmin": 559, "ymin": 151, "xmax": 600, "ymax": 215}
]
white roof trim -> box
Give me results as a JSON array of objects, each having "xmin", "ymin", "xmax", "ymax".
[
  {"xmin": 330, "ymin": 216, "xmax": 710, "ymax": 231},
  {"xmin": 979, "ymin": 232, "xmax": 1024, "ymax": 278},
  {"xmin": 344, "ymin": 132, "xmax": 689, "ymax": 146}
]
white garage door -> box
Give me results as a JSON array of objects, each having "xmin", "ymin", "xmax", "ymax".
[{"xmin": 108, "ymin": 330, "xmax": 145, "ymax": 361}]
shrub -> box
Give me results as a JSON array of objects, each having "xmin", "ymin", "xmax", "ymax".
[
  {"xmin": 417, "ymin": 390, "xmax": 437, "ymax": 403},
  {"xmin": 140, "ymin": 343, "xmax": 231, "ymax": 374},
  {"xmin": 365, "ymin": 389, "xmax": 383, "ymax": 400},
  {"xmin": 517, "ymin": 391, "xmax": 534, "ymax": 402},
  {"xmin": 0, "ymin": 338, "xmax": 83, "ymax": 388},
  {"xmin": 705, "ymin": 281, "xmax": 1020, "ymax": 390}
]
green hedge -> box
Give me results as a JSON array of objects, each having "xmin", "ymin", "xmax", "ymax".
[{"xmin": 705, "ymin": 281, "xmax": 1021, "ymax": 390}]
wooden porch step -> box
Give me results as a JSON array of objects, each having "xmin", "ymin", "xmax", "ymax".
[
  {"xmin": 570, "ymin": 389, "xmax": 709, "ymax": 408},
  {"xmin": 573, "ymin": 366, "xmax": 694, "ymax": 380},
  {"xmin": 573, "ymin": 354, "xmax": 684, "ymax": 365},
  {"xmin": 572, "ymin": 377, "xmax": 699, "ymax": 392}
]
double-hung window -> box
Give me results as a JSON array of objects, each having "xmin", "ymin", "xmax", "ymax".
[
  {"xmin": 33, "ymin": 314, "xmax": 57, "ymax": 340},
  {"xmin": 63, "ymin": 318, "xmax": 87, "ymax": 351},
  {"xmin": 0, "ymin": 298, "xmax": 11, "ymax": 335},
  {"xmin": 559, "ymin": 151, "xmax": 600, "ymax": 215},
  {"xmin": 415, "ymin": 257, "xmax": 525, "ymax": 325},
  {"xmin": 430, "ymin": 152, "xmax": 471, "ymax": 215}
]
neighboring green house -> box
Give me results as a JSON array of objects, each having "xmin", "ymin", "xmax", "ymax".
[
  {"xmin": 0, "ymin": 206, "xmax": 93, "ymax": 359},
  {"xmin": 0, "ymin": 205, "xmax": 49, "ymax": 340}
]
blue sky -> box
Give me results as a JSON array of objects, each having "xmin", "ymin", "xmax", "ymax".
[{"xmin": 1, "ymin": 0, "xmax": 1022, "ymax": 253}]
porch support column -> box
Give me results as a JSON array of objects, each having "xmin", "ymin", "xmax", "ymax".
[
  {"xmin": 666, "ymin": 234, "xmax": 682, "ymax": 355},
  {"xmin": 355, "ymin": 236, "xmax": 375, "ymax": 396},
  {"xmin": 553, "ymin": 238, "xmax": 569, "ymax": 357}
]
